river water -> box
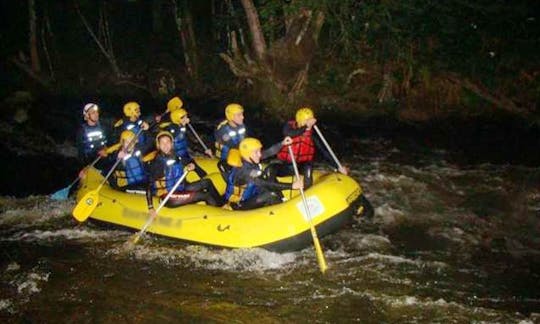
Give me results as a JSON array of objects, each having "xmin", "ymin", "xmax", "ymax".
[{"xmin": 1, "ymin": 117, "xmax": 540, "ymax": 322}]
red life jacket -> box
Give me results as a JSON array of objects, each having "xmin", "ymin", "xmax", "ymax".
[{"xmin": 277, "ymin": 121, "xmax": 315, "ymax": 163}]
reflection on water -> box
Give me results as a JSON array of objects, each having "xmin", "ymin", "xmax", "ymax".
[{"xmin": 1, "ymin": 138, "xmax": 540, "ymax": 323}]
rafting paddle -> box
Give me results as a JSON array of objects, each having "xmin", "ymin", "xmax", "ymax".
[
  {"xmin": 72, "ymin": 109, "xmax": 172, "ymax": 222},
  {"xmin": 313, "ymin": 125, "xmax": 343, "ymax": 171},
  {"xmin": 71, "ymin": 157, "xmax": 123, "ymax": 222},
  {"xmin": 288, "ymin": 145, "xmax": 328, "ymax": 274},
  {"xmin": 50, "ymin": 156, "xmax": 101, "ymax": 201},
  {"xmin": 187, "ymin": 123, "xmax": 213, "ymax": 158},
  {"xmin": 128, "ymin": 169, "xmax": 189, "ymax": 246}
]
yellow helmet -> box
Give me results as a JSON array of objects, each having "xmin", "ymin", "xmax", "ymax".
[
  {"xmin": 120, "ymin": 130, "xmax": 136, "ymax": 144},
  {"xmin": 123, "ymin": 101, "xmax": 140, "ymax": 118},
  {"xmin": 225, "ymin": 103, "xmax": 243, "ymax": 121},
  {"xmin": 239, "ymin": 137, "xmax": 262, "ymax": 160},
  {"xmin": 295, "ymin": 107, "xmax": 314, "ymax": 126},
  {"xmin": 167, "ymin": 96, "xmax": 183, "ymax": 112},
  {"xmin": 155, "ymin": 130, "xmax": 174, "ymax": 148},
  {"xmin": 170, "ymin": 108, "xmax": 188, "ymax": 124}
]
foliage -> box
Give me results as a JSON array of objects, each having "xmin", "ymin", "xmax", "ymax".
[{"xmin": 2, "ymin": 0, "xmax": 539, "ymax": 117}]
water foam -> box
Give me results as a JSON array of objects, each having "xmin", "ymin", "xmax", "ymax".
[
  {"xmin": 0, "ymin": 195, "xmax": 72, "ymax": 227},
  {"xmin": 4, "ymin": 228, "xmax": 125, "ymax": 243},
  {"xmin": 109, "ymin": 243, "xmax": 298, "ymax": 272}
]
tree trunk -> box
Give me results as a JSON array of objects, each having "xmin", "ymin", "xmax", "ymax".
[
  {"xmin": 28, "ymin": 0, "xmax": 41, "ymax": 72},
  {"xmin": 220, "ymin": 4, "xmax": 325, "ymax": 115},
  {"xmin": 170, "ymin": 0, "xmax": 199, "ymax": 79},
  {"xmin": 183, "ymin": 1, "xmax": 199, "ymax": 78},
  {"xmin": 239, "ymin": 0, "xmax": 266, "ymax": 60},
  {"xmin": 41, "ymin": 4, "xmax": 55, "ymax": 80},
  {"xmin": 225, "ymin": 0, "xmax": 247, "ymax": 52}
]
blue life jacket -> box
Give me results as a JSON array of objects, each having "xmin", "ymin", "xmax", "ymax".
[
  {"xmin": 225, "ymin": 163, "xmax": 260, "ymax": 203},
  {"xmin": 122, "ymin": 150, "xmax": 147, "ymax": 185},
  {"xmin": 81, "ymin": 123, "xmax": 108, "ymax": 156},
  {"xmin": 214, "ymin": 121, "xmax": 246, "ymax": 161},
  {"xmin": 163, "ymin": 124, "xmax": 189, "ymax": 159},
  {"xmin": 120, "ymin": 118, "xmax": 148, "ymax": 147},
  {"xmin": 152, "ymin": 154, "xmax": 185, "ymax": 196}
]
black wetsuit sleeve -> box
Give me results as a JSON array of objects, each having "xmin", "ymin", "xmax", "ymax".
[
  {"xmin": 262, "ymin": 141, "xmax": 283, "ymax": 160},
  {"xmin": 253, "ymin": 177, "xmax": 291, "ymax": 192},
  {"xmin": 314, "ymin": 135, "xmax": 339, "ymax": 169},
  {"xmin": 282, "ymin": 122, "xmax": 307, "ymax": 137},
  {"xmin": 235, "ymin": 166, "xmax": 291, "ymax": 192}
]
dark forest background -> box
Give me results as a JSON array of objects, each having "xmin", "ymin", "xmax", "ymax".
[{"xmin": 0, "ymin": 0, "xmax": 539, "ymax": 128}]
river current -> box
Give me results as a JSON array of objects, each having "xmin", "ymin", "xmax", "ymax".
[{"xmin": 1, "ymin": 120, "xmax": 539, "ymax": 323}]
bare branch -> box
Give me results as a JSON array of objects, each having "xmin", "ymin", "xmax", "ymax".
[
  {"xmin": 10, "ymin": 57, "xmax": 50, "ymax": 89},
  {"xmin": 240, "ymin": 0, "xmax": 267, "ymax": 60},
  {"xmin": 295, "ymin": 10, "xmax": 312, "ymax": 45},
  {"xmin": 346, "ymin": 68, "xmax": 367, "ymax": 85},
  {"xmin": 446, "ymin": 74, "xmax": 527, "ymax": 114},
  {"xmin": 74, "ymin": 0, "xmax": 121, "ymax": 77}
]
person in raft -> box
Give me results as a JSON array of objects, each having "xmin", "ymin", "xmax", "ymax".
[
  {"xmin": 158, "ymin": 107, "xmax": 212, "ymax": 179},
  {"xmin": 214, "ymin": 103, "xmax": 247, "ymax": 163},
  {"xmin": 224, "ymin": 137, "xmax": 304, "ymax": 210},
  {"xmin": 112, "ymin": 101, "xmax": 152, "ymax": 154},
  {"xmin": 109, "ymin": 130, "xmax": 153, "ymax": 191},
  {"xmin": 146, "ymin": 131, "xmax": 223, "ymax": 217},
  {"xmin": 268, "ymin": 107, "xmax": 348, "ymax": 188},
  {"xmin": 155, "ymin": 96, "xmax": 184, "ymax": 125},
  {"xmin": 76, "ymin": 103, "xmax": 117, "ymax": 174}
]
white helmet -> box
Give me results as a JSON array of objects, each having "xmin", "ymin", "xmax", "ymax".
[{"xmin": 83, "ymin": 103, "xmax": 99, "ymax": 116}]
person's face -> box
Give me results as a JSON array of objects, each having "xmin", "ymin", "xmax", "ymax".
[
  {"xmin": 131, "ymin": 108, "xmax": 141, "ymax": 120},
  {"xmin": 250, "ymin": 148, "xmax": 262, "ymax": 164},
  {"xmin": 87, "ymin": 109, "xmax": 99, "ymax": 123},
  {"xmin": 181, "ymin": 114, "xmax": 190, "ymax": 126},
  {"xmin": 232, "ymin": 112, "xmax": 244, "ymax": 125},
  {"xmin": 158, "ymin": 136, "xmax": 173, "ymax": 155}
]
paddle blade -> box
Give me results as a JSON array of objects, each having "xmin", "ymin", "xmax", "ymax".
[
  {"xmin": 50, "ymin": 186, "xmax": 71, "ymax": 201},
  {"xmin": 313, "ymin": 236, "xmax": 328, "ymax": 274},
  {"xmin": 130, "ymin": 233, "xmax": 142, "ymax": 245},
  {"xmin": 72, "ymin": 190, "xmax": 99, "ymax": 222}
]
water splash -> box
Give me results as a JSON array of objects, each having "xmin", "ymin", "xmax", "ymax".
[{"xmin": 107, "ymin": 242, "xmax": 298, "ymax": 272}]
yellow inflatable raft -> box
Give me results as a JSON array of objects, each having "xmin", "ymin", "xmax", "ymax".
[{"xmin": 75, "ymin": 158, "xmax": 367, "ymax": 252}]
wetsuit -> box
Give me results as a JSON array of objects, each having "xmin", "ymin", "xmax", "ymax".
[
  {"xmin": 145, "ymin": 152, "xmax": 223, "ymax": 209},
  {"xmin": 225, "ymin": 142, "xmax": 290, "ymax": 210}
]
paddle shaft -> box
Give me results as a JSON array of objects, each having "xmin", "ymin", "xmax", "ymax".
[
  {"xmin": 72, "ymin": 109, "xmax": 171, "ymax": 221},
  {"xmin": 187, "ymin": 123, "xmax": 210, "ymax": 152},
  {"xmin": 80, "ymin": 110, "xmax": 169, "ymax": 198},
  {"xmin": 288, "ymin": 145, "xmax": 328, "ymax": 274},
  {"xmin": 133, "ymin": 170, "xmax": 189, "ymax": 242},
  {"xmin": 313, "ymin": 125, "xmax": 343, "ymax": 170},
  {"xmin": 68, "ymin": 155, "xmax": 102, "ymax": 188}
]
